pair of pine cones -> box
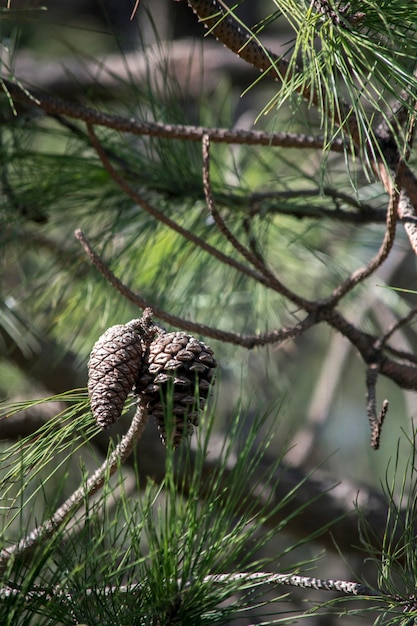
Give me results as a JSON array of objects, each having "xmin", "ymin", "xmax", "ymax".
[{"xmin": 87, "ymin": 309, "xmax": 217, "ymax": 447}]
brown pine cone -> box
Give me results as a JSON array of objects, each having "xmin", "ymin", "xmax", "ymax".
[
  {"xmin": 88, "ymin": 321, "xmax": 146, "ymax": 429},
  {"xmin": 135, "ymin": 330, "xmax": 217, "ymax": 446}
]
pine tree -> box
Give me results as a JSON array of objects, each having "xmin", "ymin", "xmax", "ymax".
[{"xmin": 1, "ymin": 1, "xmax": 417, "ymax": 623}]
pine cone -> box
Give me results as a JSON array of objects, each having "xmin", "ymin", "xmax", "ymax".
[
  {"xmin": 135, "ymin": 330, "xmax": 217, "ymax": 446},
  {"xmin": 88, "ymin": 321, "xmax": 145, "ymax": 429}
]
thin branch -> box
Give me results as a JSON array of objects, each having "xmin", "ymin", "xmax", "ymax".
[
  {"xmin": 366, "ymin": 364, "xmax": 389, "ymax": 450},
  {"xmin": 0, "ymin": 79, "xmax": 344, "ymax": 151},
  {"xmin": 324, "ymin": 104, "xmax": 417, "ymax": 305},
  {"xmin": 202, "ymin": 133, "xmax": 261, "ymax": 268},
  {"xmin": 0, "ymin": 571, "xmax": 379, "ymax": 601},
  {"xmin": 88, "ymin": 124, "xmax": 319, "ymax": 313},
  {"xmin": 0, "ymin": 402, "xmax": 149, "ymax": 575},
  {"xmin": 378, "ymin": 306, "xmax": 417, "ymax": 350},
  {"xmin": 248, "ymin": 187, "xmax": 387, "ymax": 224},
  {"xmin": 86, "ymin": 124, "xmax": 274, "ymax": 291},
  {"xmin": 324, "ymin": 178, "xmax": 401, "ymax": 307},
  {"xmin": 320, "ymin": 307, "xmax": 417, "ymax": 391},
  {"xmin": 74, "ymin": 228, "xmax": 316, "ymax": 348},
  {"xmin": 203, "ymin": 572, "xmax": 379, "ymax": 597},
  {"xmin": 202, "ymin": 134, "xmax": 311, "ymax": 306}
]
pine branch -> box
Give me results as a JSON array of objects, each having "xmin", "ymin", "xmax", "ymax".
[
  {"xmin": 202, "ymin": 133, "xmax": 311, "ymax": 305},
  {"xmin": 0, "ymin": 79, "xmax": 342, "ymax": 150},
  {"xmin": 75, "ymin": 223, "xmax": 417, "ymax": 393},
  {"xmin": 185, "ymin": 0, "xmax": 357, "ymax": 140},
  {"xmin": 250, "ymin": 188, "xmax": 385, "ymax": 222},
  {"xmin": 86, "ymin": 124, "xmax": 276, "ymax": 291},
  {"xmin": 0, "ymin": 571, "xmax": 380, "ymax": 600},
  {"xmin": 324, "ymin": 163, "xmax": 403, "ymax": 307},
  {"xmin": 185, "ymin": 0, "xmax": 417, "ymax": 263},
  {"xmin": 205, "ymin": 572, "xmax": 378, "ymax": 596},
  {"xmin": 74, "ymin": 228, "xmax": 316, "ymax": 348},
  {"xmin": 0, "ymin": 402, "xmax": 149, "ymax": 575}
]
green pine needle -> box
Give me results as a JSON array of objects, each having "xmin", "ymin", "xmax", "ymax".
[{"xmin": 0, "ymin": 397, "xmax": 330, "ymax": 625}]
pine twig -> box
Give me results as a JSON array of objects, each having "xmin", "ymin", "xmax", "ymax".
[
  {"xmin": 324, "ymin": 104, "xmax": 416, "ymax": 306},
  {"xmin": 366, "ymin": 363, "xmax": 389, "ymax": 450},
  {"xmin": 248, "ymin": 187, "xmax": 387, "ymax": 224},
  {"xmin": 88, "ymin": 124, "xmax": 317, "ymax": 312},
  {"xmin": 202, "ymin": 133, "xmax": 260, "ymax": 268},
  {"xmin": 0, "ymin": 571, "xmax": 380, "ymax": 600},
  {"xmin": 74, "ymin": 228, "xmax": 316, "ymax": 348},
  {"xmin": 202, "ymin": 134, "xmax": 312, "ymax": 308},
  {"xmin": 203, "ymin": 572, "xmax": 379, "ymax": 597},
  {"xmin": 86, "ymin": 124, "xmax": 273, "ymax": 290},
  {"xmin": 379, "ymin": 306, "xmax": 417, "ymax": 351},
  {"xmin": 0, "ymin": 79, "xmax": 343, "ymax": 151},
  {"xmin": 324, "ymin": 177, "xmax": 401, "ymax": 307},
  {"xmin": 0, "ymin": 402, "xmax": 149, "ymax": 575}
]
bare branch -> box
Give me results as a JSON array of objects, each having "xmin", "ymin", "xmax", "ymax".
[
  {"xmin": 321, "ymin": 307, "xmax": 417, "ymax": 391},
  {"xmin": 379, "ymin": 306, "xmax": 417, "ymax": 350},
  {"xmin": 325, "ymin": 179, "xmax": 401, "ymax": 307},
  {"xmin": 0, "ymin": 79, "xmax": 343, "ymax": 151},
  {"xmin": 74, "ymin": 228, "xmax": 316, "ymax": 348},
  {"xmin": 86, "ymin": 124, "xmax": 277, "ymax": 290},
  {"xmin": 366, "ymin": 364, "xmax": 389, "ymax": 450},
  {"xmin": 202, "ymin": 133, "xmax": 260, "ymax": 267}
]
